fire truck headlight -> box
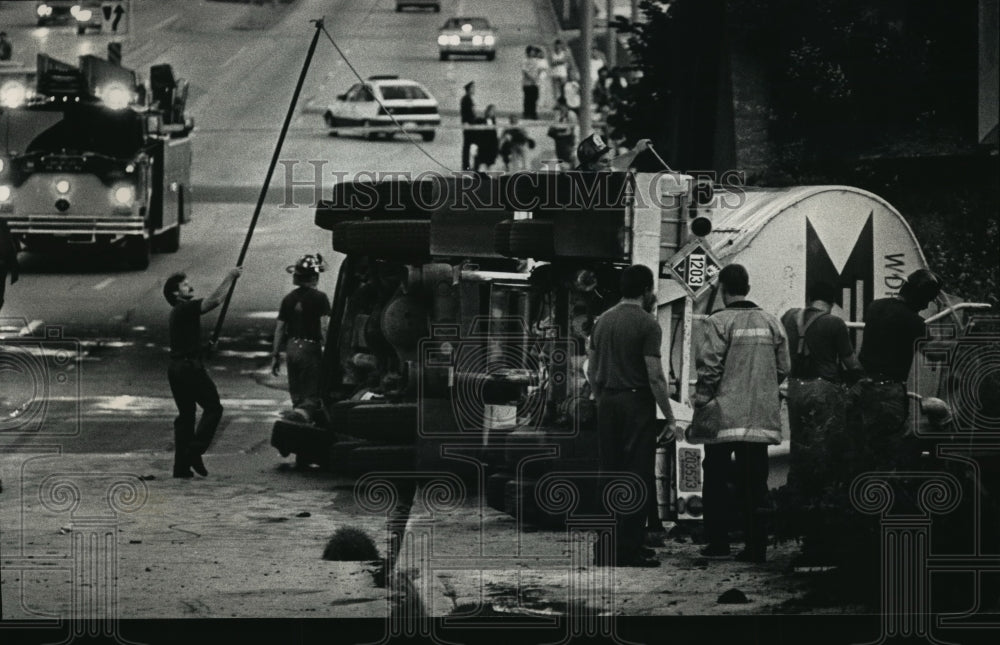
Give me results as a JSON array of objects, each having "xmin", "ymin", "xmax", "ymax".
[
  {"xmin": 99, "ymin": 83, "xmax": 132, "ymax": 110},
  {"xmin": 484, "ymin": 35, "xmax": 495, "ymax": 46},
  {"xmin": 472, "ymin": 35, "xmax": 483, "ymax": 46},
  {"xmin": 0, "ymin": 80, "xmax": 27, "ymax": 109},
  {"xmin": 38, "ymin": 4, "xmax": 54, "ymax": 18},
  {"xmin": 0, "ymin": 186, "xmax": 11, "ymax": 202},
  {"xmin": 437, "ymin": 35, "xmax": 448, "ymax": 46},
  {"xmin": 75, "ymin": 9, "xmax": 93, "ymax": 22},
  {"xmin": 55, "ymin": 180, "xmax": 71, "ymax": 195},
  {"xmin": 113, "ymin": 185, "xmax": 135, "ymax": 206}
]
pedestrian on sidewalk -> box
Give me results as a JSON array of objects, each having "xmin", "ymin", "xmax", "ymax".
[
  {"xmin": 163, "ymin": 266, "xmax": 242, "ymax": 478},
  {"xmin": 587, "ymin": 264, "xmax": 678, "ymax": 568},
  {"xmin": 0, "ymin": 219, "xmax": 20, "ymax": 313},
  {"xmin": 460, "ymin": 81, "xmax": 477, "ymax": 171},
  {"xmin": 690, "ymin": 264, "xmax": 789, "ymax": 563},
  {"xmin": 521, "ymin": 46, "xmax": 542, "ymax": 120},
  {"xmin": 271, "ymin": 254, "xmax": 331, "ymax": 424},
  {"xmin": 548, "ymin": 39, "xmax": 569, "ymax": 107}
]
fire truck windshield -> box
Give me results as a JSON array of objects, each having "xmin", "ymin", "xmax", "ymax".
[{"xmin": 0, "ymin": 104, "xmax": 145, "ymax": 159}]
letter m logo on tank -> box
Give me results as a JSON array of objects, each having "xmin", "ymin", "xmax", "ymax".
[{"xmin": 663, "ymin": 241, "xmax": 721, "ymax": 299}]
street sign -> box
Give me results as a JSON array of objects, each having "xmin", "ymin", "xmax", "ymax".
[
  {"xmin": 661, "ymin": 240, "xmax": 722, "ymax": 299},
  {"xmin": 101, "ymin": 1, "xmax": 130, "ymax": 35}
]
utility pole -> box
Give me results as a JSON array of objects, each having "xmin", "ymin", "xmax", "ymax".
[
  {"xmin": 580, "ymin": 0, "xmax": 593, "ymax": 137},
  {"xmin": 606, "ymin": 0, "xmax": 616, "ymax": 70}
]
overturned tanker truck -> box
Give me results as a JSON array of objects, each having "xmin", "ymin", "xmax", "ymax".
[{"xmin": 271, "ymin": 170, "xmax": 990, "ymax": 525}]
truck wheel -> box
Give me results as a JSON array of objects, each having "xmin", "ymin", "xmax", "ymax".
[
  {"xmin": 76, "ymin": 25, "xmax": 86, "ymax": 36},
  {"xmin": 439, "ymin": 52, "xmax": 448, "ymax": 61},
  {"xmin": 420, "ymin": 130, "xmax": 435, "ymax": 142},
  {"xmin": 330, "ymin": 402, "xmax": 417, "ymax": 443},
  {"xmin": 486, "ymin": 52, "xmax": 495, "ymax": 61},
  {"xmin": 331, "ymin": 220, "xmax": 431, "ymax": 260},
  {"xmin": 123, "ymin": 236, "xmax": 151, "ymax": 270},
  {"xmin": 155, "ymin": 225, "xmax": 181, "ymax": 253},
  {"xmin": 363, "ymin": 120, "xmax": 378, "ymax": 141},
  {"xmin": 324, "ymin": 111, "xmax": 338, "ymax": 133},
  {"xmin": 507, "ymin": 220, "xmax": 555, "ymax": 260}
]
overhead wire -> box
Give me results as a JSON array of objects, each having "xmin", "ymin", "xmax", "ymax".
[{"xmin": 319, "ymin": 24, "xmax": 455, "ymax": 174}]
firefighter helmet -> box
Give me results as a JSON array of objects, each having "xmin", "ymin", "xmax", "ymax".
[
  {"xmin": 576, "ymin": 133, "xmax": 611, "ymax": 165},
  {"xmin": 286, "ymin": 254, "xmax": 327, "ymax": 278}
]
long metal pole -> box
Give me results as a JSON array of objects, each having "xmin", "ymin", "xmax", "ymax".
[
  {"xmin": 580, "ymin": 0, "xmax": 593, "ymax": 138},
  {"xmin": 211, "ymin": 19, "xmax": 325, "ymax": 345}
]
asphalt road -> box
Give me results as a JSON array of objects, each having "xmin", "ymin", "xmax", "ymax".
[{"xmin": 0, "ymin": 0, "xmax": 562, "ymax": 451}]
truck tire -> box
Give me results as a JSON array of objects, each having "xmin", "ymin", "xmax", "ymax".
[
  {"xmin": 124, "ymin": 236, "xmax": 151, "ymax": 270},
  {"xmin": 331, "ymin": 220, "xmax": 430, "ymax": 260},
  {"xmin": 347, "ymin": 445, "xmax": 416, "ymax": 476},
  {"xmin": 77, "ymin": 25, "xmax": 86, "ymax": 36},
  {"xmin": 420, "ymin": 130, "xmax": 435, "ymax": 142},
  {"xmin": 155, "ymin": 225, "xmax": 181, "ymax": 253},
  {"xmin": 271, "ymin": 419, "xmax": 334, "ymax": 462},
  {"xmin": 507, "ymin": 220, "xmax": 555, "ymax": 260},
  {"xmin": 329, "ymin": 401, "xmax": 417, "ymax": 444}
]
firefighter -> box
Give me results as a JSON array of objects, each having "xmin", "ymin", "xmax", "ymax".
[
  {"xmin": 271, "ymin": 255, "xmax": 331, "ymax": 424},
  {"xmin": 689, "ymin": 264, "xmax": 789, "ymax": 563},
  {"xmin": 587, "ymin": 264, "xmax": 679, "ymax": 567},
  {"xmin": 575, "ymin": 132, "xmax": 651, "ymax": 172},
  {"xmin": 780, "ymin": 280, "xmax": 862, "ymax": 565},
  {"xmin": 163, "ymin": 266, "xmax": 243, "ymax": 478},
  {"xmin": 850, "ymin": 269, "xmax": 942, "ymax": 470}
]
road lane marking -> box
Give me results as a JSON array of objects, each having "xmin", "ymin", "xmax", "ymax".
[
  {"xmin": 222, "ymin": 45, "xmax": 248, "ymax": 69},
  {"xmin": 93, "ymin": 278, "xmax": 116, "ymax": 291},
  {"xmin": 151, "ymin": 14, "xmax": 181, "ymax": 33}
]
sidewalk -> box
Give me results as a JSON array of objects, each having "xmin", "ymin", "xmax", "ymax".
[{"xmin": 2, "ymin": 437, "xmax": 811, "ymax": 621}]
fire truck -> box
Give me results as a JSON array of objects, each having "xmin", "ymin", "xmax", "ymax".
[
  {"xmin": 0, "ymin": 53, "xmax": 192, "ymax": 269},
  {"xmin": 270, "ymin": 170, "xmax": 989, "ymax": 525}
]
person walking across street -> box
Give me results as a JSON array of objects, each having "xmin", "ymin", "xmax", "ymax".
[
  {"xmin": 690, "ymin": 264, "xmax": 789, "ymax": 563},
  {"xmin": 780, "ymin": 280, "xmax": 862, "ymax": 565},
  {"xmin": 163, "ymin": 266, "xmax": 242, "ymax": 478},
  {"xmin": 460, "ymin": 81, "xmax": 477, "ymax": 171},
  {"xmin": 850, "ymin": 269, "xmax": 942, "ymax": 471},
  {"xmin": 587, "ymin": 264, "xmax": 679, "ymax": 568},
  {"xmin": 271, "ymin": 255, "xmax": 331, "ymax": 424},
  {"xmin": 0, "ymin": 219, "xmax": 20, "ymax": 313}
]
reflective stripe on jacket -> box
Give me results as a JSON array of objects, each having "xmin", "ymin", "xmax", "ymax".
[{"xmin": 690, "ymin": 301, "xmax": 790, "ymax": 445}]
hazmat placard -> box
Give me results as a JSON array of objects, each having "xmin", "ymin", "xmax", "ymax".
[{"xmin": 662, "ymin": 240, "xmax": 722, "ymax": 299}]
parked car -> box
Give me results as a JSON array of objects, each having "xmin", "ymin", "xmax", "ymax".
[
  {"xmin": 437, "ymin": 17, "xmax": 496, "ymax": 61},
  {"xmin": 323, "ymin": 75, "xmax": 440, "ymax": 142},
  {"xmin": 395, "ymin": 0, "xmax": 440, "ymax": 12}
]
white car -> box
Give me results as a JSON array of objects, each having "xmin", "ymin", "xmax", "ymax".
[
  {"xmin": 323, "ymin": 76, "xmax": 440, "ymax": 142},
  {"xmin": 438, "ymin": 17, "xmax": 496, "ymax": 61}
]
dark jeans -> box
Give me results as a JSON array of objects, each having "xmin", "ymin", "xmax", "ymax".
[
  {"xmin": 847, "ymin": 379, "xmax": 909, "ymax": 473},
  {"xmin": 596, "ymin": 389, "xmax": 656, "ymax": 557},
  {"xmin": 167, "ymin": 358, "xmax": 223, "ymax": 470},
  {"xmin": 287, "ymin": 338, "xmax": 322, "ymax": 410},
  {"xmin": 522, "ymin": 85, "xmax": 539, "ymax": 120},
  {"xmin": 787, "ymin": 378, "xmax": 847, "ymax": 498},
  {"xmin": 703, "ymin": 442, "xmax": 769, "ymax": 553}
]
